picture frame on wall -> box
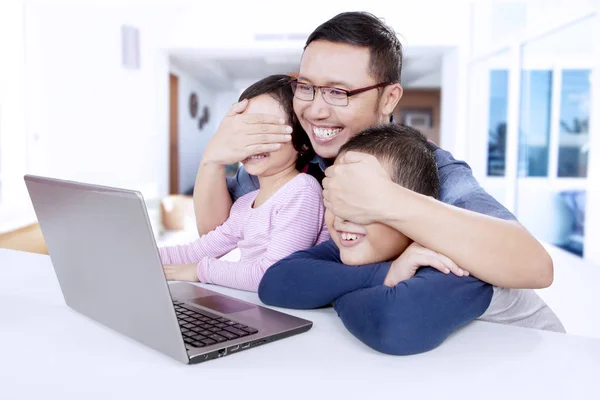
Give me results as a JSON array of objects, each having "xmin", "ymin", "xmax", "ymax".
[
  {"xmin": 400, "ymin": 108, "xmax": 433, "ymax": 130},
  {"xmin": 189, "ymin": 93, "xmax": 198, "ymax": 118},
  {"xmin": 198, "ymin": 106, "xmax": 210, "ymax": 130}
]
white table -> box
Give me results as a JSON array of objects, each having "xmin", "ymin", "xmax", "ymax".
[
  {"xmin": 1, "ymin": 249, "xmax": 600, "ymax": 400},
  {"xmin": 536, "ymin": 244, "xmax": 600, "ymax": 339}
]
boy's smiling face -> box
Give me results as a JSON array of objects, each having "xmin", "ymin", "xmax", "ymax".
[{"xmin": 324, "ymin": 155, "xmax": 411, "ymax": 266}]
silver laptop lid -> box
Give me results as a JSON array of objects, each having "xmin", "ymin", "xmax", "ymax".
[{"xmin": 24, "ymin": 174, "xmax": 189, "ymax": 364}]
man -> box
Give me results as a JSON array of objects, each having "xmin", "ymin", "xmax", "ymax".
[
  {"xmin": 257, "ymin": 125, "xmax": 564, "ymax": 355},
  {"xmin": 191, "ymin": 12, "xmax": 553, "ymax": 352}
]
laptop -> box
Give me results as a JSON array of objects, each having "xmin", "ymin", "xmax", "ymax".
[{"xmin": 24, "ymin": 174, "xmax": 312, "ymax": 364}]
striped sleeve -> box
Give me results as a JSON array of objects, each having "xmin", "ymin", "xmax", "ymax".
[
  {"xmin": 316, "ymin": 226, "xmax": 330, "ymax": 244},
  {"xmin": 158, "ymin": 198, "xmax": 247, "ymax": 264},
  {"xmin": 198, "ymin": 177, "xmax": 326, "ymax": 292}
]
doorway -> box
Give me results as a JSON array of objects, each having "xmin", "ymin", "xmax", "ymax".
[{"xmin": 169, "ymin": 73, "xmax": 179, "ymax": 194}]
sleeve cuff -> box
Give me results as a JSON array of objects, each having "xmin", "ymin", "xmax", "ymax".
[
  {"xmin": 158, "ymin": 246, "xmax": 169, "ymax": 264},
  {"xmin": 370, "ymin": 262, "xmax": 392, "ymax": 287},
  {"xmin": 197, "ymin": 258, "xmax": 210, "ymax": 284}
]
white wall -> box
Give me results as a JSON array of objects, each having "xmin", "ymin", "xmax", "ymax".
[
  {"xmin": 163, "ymin": 1, "xmax": 472, "ymax": 50},
  {"xmin": 584, "ymin": 9, "xmax": 600, "ymax": 265},
  {"xmin": 214, "ymin": 91, "xmax": 240, "ymax": 130},
  {"xmin": 471, "ymin": 0, "xmax": 599, "ymax": 58},
  {"xmin": 24, "ymin": 1, "xmax": 169, "ymax": 203},
  {"xmin": 440, "ymin": 12, "xmax": 471, "ymax": 162},
  {"xmin": 0, "ymin": 0, "xmax": 32, "ymax": 233},
  {"xmin": 20, "ymin": 0, "xmax": 473, "ymax": 192},
  {"xmin": 441, "ymin": 49, "xmax": 464, "ymax": 160},
  {"xmin": 169, "ymin": 64, "xmax": 217, "ymax": 194},
  {"xmin": 3, "ymin": 0, "xmax": 473, "ymax": 232}
]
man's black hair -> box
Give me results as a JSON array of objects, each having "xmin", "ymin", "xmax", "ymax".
[{"xmin": 305, "ymin": 11, "xmax": 403, "ymax": 83}]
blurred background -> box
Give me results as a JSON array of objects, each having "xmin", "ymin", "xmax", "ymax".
[{"xmin": 1, "ymin": 0, "xmax": 599, "ymax": 273}]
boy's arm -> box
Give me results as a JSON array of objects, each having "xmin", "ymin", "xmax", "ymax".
[
  {"xmin": 258, "ymin": 240, "xmax": 390, "ymax": 308},
  {"xmin": 333, "ymin": 268, "xmax": 493, "ymax": 355},
  {"xmin": 324, "ymin": 150, "xmax": 552, "ymax": 289},
  {"xmin": 197, "ymin": 183, "xmax": 326, "ymax": 291},
  {"xmin": 260, "ymin": 240, "xmax": 493, "ymax": 354}
]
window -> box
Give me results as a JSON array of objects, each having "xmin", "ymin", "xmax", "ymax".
[
  {"xmin": 518, "ymin": 70, "xmax": 552, "ymax": 177},
  {"xmin": 558, "ymin": 69, "xmax": 591, "ymax": 177},
  {"xmin": 514, "ymin": 15, "xmax": 595, "ymax": 257},
  {"xmin": 471, "ymin": 4, "xmax": 599, "ymax": 261},
  {"xmin": 487, "ymin": 70, "xmax": 509, "ymax": 176}
]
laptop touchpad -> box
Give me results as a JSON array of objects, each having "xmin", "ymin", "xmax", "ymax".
[{"xmin": 189, "ymin": 295, "xmax": 255, "ymax": 314}]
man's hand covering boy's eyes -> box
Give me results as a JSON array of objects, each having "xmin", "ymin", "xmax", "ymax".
[{"xmin": 322, "ymin": 151, "xmax": 393, "ymax": 225}]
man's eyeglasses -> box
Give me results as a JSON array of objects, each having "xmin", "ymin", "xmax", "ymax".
[{"xmin": 290, "ymin": 80, "xmax": 393, "ymax": 107}]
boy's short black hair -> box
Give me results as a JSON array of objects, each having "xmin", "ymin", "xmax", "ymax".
[
  {"xmin": 238, "ymin": 75, "xmax": 314, "ymax": 170},
  {"xmin": 338, "ymin": 124, "xmax": 439, "ymax": 199},
  {"xmin": 305, "ymin": 11, "xmax": 403, "ymax": 84}
]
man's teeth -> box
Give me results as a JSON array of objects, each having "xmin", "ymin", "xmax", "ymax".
[
  {"xmin": 314, "ymin": 127, "xmax": 342, "ymax": 139},
  {"xmin": 341, "ymin": 232, "xmax": 360, "ymax": 241}
]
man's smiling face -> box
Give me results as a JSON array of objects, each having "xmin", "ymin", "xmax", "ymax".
[{"xmin": 293, "ymin": 40, "xmax": 391, "ymax": 160}]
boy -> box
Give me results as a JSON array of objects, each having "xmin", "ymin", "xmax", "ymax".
[{"xmin": 259, "ymin": 124, "xmax": 564, "ymax": 355}]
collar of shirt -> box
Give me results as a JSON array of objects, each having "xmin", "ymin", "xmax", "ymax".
[{"xmin": 309, "ymin": 156, "xmax": 332, "ymax": 172}]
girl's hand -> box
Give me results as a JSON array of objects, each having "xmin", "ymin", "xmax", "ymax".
[
  {"xmin": 163, "ymin": 264, "xmax": 199, "ymax": 282},
  {"xmin": 384, "ymin": 243, "xmax": 469, "ymax": 287}
]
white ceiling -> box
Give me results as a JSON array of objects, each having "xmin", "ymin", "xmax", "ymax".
[{"xmin": 169, "ymin": 47, "xmax": 444, "ymax": 92}]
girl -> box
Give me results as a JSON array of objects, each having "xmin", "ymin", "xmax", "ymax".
[{"xmin": 159, "ymin": 75, "xmax": 329, "ymax": 291}]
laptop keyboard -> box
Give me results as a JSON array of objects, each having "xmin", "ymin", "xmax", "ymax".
[{"xmin": 173, "ymin": 300, "xmax": 259, "ymax": 349}]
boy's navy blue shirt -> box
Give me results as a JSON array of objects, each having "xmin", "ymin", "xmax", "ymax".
[
  {"xmin": 258, "ymin": 239, "xmax": 494, "ymax": 355},
  {"xmin": 228, "ymin": 146, "xmax": 517, "ymax": 355}
]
